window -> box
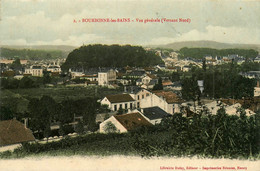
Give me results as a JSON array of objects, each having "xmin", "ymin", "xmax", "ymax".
[
  {"xmin": 137, "ymin": 102, "xmax": 140, "ymax": 108},
  {"xmin": 120, "ymin": 104, "xmax": 122, "ymax": 109},
  {"xmin": 130, "ymin": 103, "xmax": 133, "ymax": 109},
  {"xmin": 137, "ymin": 95, "xmax": 140, "ymax": 100},
  {"xmin": 125, "ymin": 103, "xmax": 128, "ymax": 109},
  {"xmin": 142, "ymin": 95, "xmax": 144, "ymax": 99},
  {"xmin": 114, "ymin": 105, "xmax": 117, "ymax": 111},
  {"xmin": 146, "ymin": 93, "xmax": 150, "ymax": 97}
]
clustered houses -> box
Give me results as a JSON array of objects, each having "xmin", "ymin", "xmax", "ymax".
[
  {"xmin": 99, "ymin": 88, "xmax": 184, "ymax": 133},
  {"xmin": 101, "ymin": 89, "xmax": 182, "ymax": 114},
  {"xmin": 0, "ymin": 58, "xmax": 63, "ymax": 79}
]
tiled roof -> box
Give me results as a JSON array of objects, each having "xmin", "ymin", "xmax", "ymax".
[
  {"xmin": 0, "ymin": 119, "xmax": 35, "ymax": 146},
  {"xmin": 153, "ymin": 90, "xmax": 182, "ymax": 103},
  {"xmin": 114, "ymin": 112, "xmax": 152, "ymax": 131},
  {"xmin": 147, "ymin": 74, "xmax": 157, "ymax": 79},
  {"xmin": 106, "ymin": 94, "xmax": 135, "ymax": 103},
  {"xmin": 162, "ymin": 80, "xmax": 173, "ymax": 86}
]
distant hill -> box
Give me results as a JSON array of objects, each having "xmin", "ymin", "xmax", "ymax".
[
  {"xmin": 0, "ymin": 45, "xmax": 77, "ymax": 59},
  {"xmin": 0, "ymin": 45, "xmax": 77, "ymax": 52},
  {"xmin": 151, "ymin": 41, "xmax": 260, "ymax": 52}
]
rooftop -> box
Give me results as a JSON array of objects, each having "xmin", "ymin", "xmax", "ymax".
[
  {"xmin": 114, "ymin": 112, "xmax": 152, "ymax": 131},
  {"xmin": 106, "ymin": 94, "xmax": 135, "ymax": 103},
  {"xmin": 153, "ymin": 90, "xmax": 183, "ymax": 103},
  {"xmin": 139, "ymin": 106, "xmax": 170, "ymax": 120},
  {"xmin": 0, "ymin": 119, "xmax": 35, "ymax": 146}
]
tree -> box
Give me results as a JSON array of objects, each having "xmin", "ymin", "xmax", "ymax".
[
  {"xmin": 19, "ymin": 76, "xmax": 35, "ymax": 88},
  {"xmin": 10, "ymin": 58, "xmax": 22, "ymax": 72},
  {"xmin": 0, "ymin": 106, "xmax": 13, "ymax": 121},
  {"xmin": 104, "ymin": 121, "xmax": 119, "ymax": 133},
  {"xmin": 117, "ymin": 106, "xmax": 124, "ymax": 115},
  {"xmin": 181, "ymin": 77, "xmax": 200, "ymax": 102},
  {"xmin": 74, "ymin": 121, "xmax": 85, "ymax": 134},
  {"xmin": 43, "ymin": 71, "xmax": 52, "ymax": 84},
  {"xmin": 153, "ymin": 77, "xmax": 163, "ymax": 90},
  {"xmin": 43, "ymin": 124, "xmax": 51, "ymax": 142},
  {"xmin": 171, "ymin": 72, "xmax": 180, "ymax": 82}
]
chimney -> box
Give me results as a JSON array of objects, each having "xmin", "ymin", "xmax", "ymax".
[
  {"xmin": 124, "ymin": 86, "xmax": 127, "ymax": 93},
  {"xmin": 140, "ymin": 108, "xmax": 144, "ymax": 113},
  {"xmin": 24, "ymin": 118, "xmax": 28, "ymax": 128},
  {"xmin": 257, "ymin": 80, "xmax": 259, "ymax": 88},
  {"xmin": 131, "ymin": 86, "xmax": 133, "ymax": 94}
]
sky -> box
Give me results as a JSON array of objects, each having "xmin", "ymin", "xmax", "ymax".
[{"xmin": 0, "ymin": 0, "xmax": 259, "ymax": 46}]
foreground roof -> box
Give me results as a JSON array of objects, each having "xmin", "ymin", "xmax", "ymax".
[
  {"xmin": 114, "ymin": 112, "xmax": 152, "ymax": 131},
  {"xmin": 0, "ymin": 119, "xmax": 35, "ymax": 146},
  {"xmin": 106, "ymin": 94, "xmax": 135, "ymax": 103},
  {"xmin": 140, "ymin": 106, "xmax": 171, "ymax": 120}
]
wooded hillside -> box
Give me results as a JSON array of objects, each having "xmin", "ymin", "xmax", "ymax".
[{"xmin": 62, "ymin": 44, "xmax": 163, "ymax": 70}]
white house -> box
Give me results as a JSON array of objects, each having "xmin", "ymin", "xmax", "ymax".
[
  {"xmin": 24, "ymin": 66, "xmax": 43, "ymax": 77},
  {"xmin": 98, "ymin": 69, "xmax": 116, "ymax": 86},
  {"xmin": 99, "ymin": 112, "xmax": 152, "ymax": 133},
  {"xmin": 47, "ymin": 65, "xmax": 61, "ymax": 73},
  {"xmin": 101, "ymin": 94, "xmax": 136, "ymax": 111},
  {"xmin": 139, "ymin": 90, "xmax": 182, "ymax": 114},
  {"xmin": 135, "ymin": 89, "xmax": 152, "ymax": 108}
]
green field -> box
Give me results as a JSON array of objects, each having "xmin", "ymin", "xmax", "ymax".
[{"xmin": 0, "ymin": 86, "xmax": 122, "ymax": 114}]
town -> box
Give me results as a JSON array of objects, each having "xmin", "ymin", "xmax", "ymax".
[{"xmin": 0, "ymin": 44, "xmax": 259, "ymax": 158}]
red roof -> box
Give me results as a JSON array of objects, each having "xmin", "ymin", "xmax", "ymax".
[
  {"xmin": 114, "ymin": 112, "xmax": 152, "ymax": 131},
  {"xmin": 147, "ymin": 74, "xmax": 157, "ymax": 79},
  {"xmin": 0, "ymin": 119, "xmax": 35, "ymax": 146},
  {"xmin": 153, "ymin": 90, "xmax": 182, "ymax": 103}
]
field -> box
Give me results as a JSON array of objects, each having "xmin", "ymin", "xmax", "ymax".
[{"xmin": 0, "ymin": 86, "xmax": 122, "ymax": 113}]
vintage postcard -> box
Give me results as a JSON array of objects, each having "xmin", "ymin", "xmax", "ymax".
[{"xmin": 0, "ymin": 0, "xmax": 259, "ymax": 170}]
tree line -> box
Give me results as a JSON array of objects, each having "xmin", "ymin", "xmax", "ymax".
[
  {"xmin": 179, "ymin": 62, "xmax": 258, "ymax": 100},
  {"xmin": 1, "ymin": 48, "xmax": 64, "ymax": 60},
  {"xmin": 0, "ymin": 95, "xmax": 100, "ymax": 138},
  {"xmin": 61, "ymin": 44, "xmax": 164, "ymax": 71},
  {"xmin": 179, "ymin": 47, "xmax": 258, "ymax": 59}
]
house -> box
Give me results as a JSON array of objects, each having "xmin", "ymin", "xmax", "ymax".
[
  {"xmin": 254, "ymin": 56, "xmax": 260, "ymax": 63},
  {"xmin": 254, "ymin": 80, "xmax": 260, "ymax": 97},
  {"xmin": 135, "ymin": 89, "xmax": 152, "ymax": 108},
  {"xmin": 1, "ymin": 70, "xmax": 15, "ymax": 77},
  {"xmin": 162, "ymin": 80, "xmax": 174, "ymax": 87},
  {"xmin": 101, "ymin": 94, "xmax": 136, "ymax": 111},
  {"xmin": 138, "ymin": 90, "xmax": 182, "ymax": 114},
  {"xmin": 137, "ymin": 74, "xmax": 158, "ymax": 89},
  {"xmin": 0, "ymin": 119, "xmax": 35, "ymax": 152},
  {"xmin": 225, "ymin": 103, "xmax": 255, "ymax": 116},
  {"xmin": 24, "ymin": 65, "xmax": 43, "ymax": 77},
  {"xmin": 98, "ymin": 69, "xmax": 116, "ymax": 86},
  {"xmin": 99, "ymin": 112, "xmax": 152, "ymax": 133},
  {"xmin": 70, "ymin": 71, "xmax": 84, "ymax": 79},
  {"xmin": 137, "ymin": 106, "xmax": 171, "ymax": 125},
  {"xmin": 128, "ymin": 70, "xmax": 146, "ymax": 78},
  {"xmin": 182, "ymin": 65, "xmax": 191, "ymax": 72},
  {"xmin": 47, "ymin": 65, "xmax": 61, "ymax": 73}
]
